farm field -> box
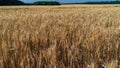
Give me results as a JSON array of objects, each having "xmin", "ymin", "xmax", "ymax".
[{"xmin": 0, "ymin": 5, "xmax": 120, "ymax": 68}]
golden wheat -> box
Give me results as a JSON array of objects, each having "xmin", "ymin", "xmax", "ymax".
[{"xmin": 0, "ymin": 5, "xmax": 120, "ymax": 68}]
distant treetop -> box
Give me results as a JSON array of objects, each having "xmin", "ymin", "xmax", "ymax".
[
  {"xmin": 0, "ymin": 0, "xmax": 25, "ymax": 5},
  {"xmin": 32, "ymin": 1, "xmax": 61, "ymax": 5}
]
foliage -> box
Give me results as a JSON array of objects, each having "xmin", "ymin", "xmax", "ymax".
[
  {"xmin": 82, "ymin": 1, "xmax": 120, "ymax": 4},
  {"xmin": 0, "ymin": 0, "xmax": 25, "ymax": 5},
  {"xmin": 64, "ymin": 1, "xmax": 120, "ymax": 4},
  {"xmin": 32, "ymin": 1, "xmax": 60, "ymax": 5}
]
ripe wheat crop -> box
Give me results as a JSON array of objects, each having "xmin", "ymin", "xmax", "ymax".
[{"xmin": 0, "ymin": 5, "xmax": 120, "ymax": 68}]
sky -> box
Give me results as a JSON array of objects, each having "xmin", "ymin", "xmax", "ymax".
[{"xmin": 20, "ymin": 0, "xmax": 115, "ymax": 3}]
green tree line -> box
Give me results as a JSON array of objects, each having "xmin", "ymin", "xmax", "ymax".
[
  {"xmin": 82, "ymin": 1, "xmax": 120, "ymax": 4},
  {"xmin": 63, "ymin": 1, "xmax": 120, "ymax": 4},
  {"xmin": 29, "ymin": 1, "xmax": 60, "ymax": 5},
  {"xmin": 0, "ymin": 0, "xmax": 60, "ymax": 5},
  {"xmin": 1, "ymin": 0, "xmax": 120, "ymax": 5},
  {"xmin": 0, "ymin": 0, "xmax": 25, "ymax": 5}
]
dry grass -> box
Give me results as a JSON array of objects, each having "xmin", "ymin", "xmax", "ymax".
[{"xmin": 0, "ymin": 5, "xmax": 120, "ymax": 68}]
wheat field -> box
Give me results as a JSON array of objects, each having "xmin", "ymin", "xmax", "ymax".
[{"xmin": 0, "ymin": 5, "xmax": 120, "ymax": 68}]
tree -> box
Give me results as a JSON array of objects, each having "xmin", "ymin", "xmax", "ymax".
[
  {"xmin": 0, "ymin": 0, "xmax": 25, "ymax": 5},
  {"xmin": 32, "ymin": 1, "xmax": 60, "ymax": 5}
]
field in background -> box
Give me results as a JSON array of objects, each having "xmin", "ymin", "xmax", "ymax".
[{"xmin": 0, "ymin": 5, "xmax": 120, "ymax": 68}]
